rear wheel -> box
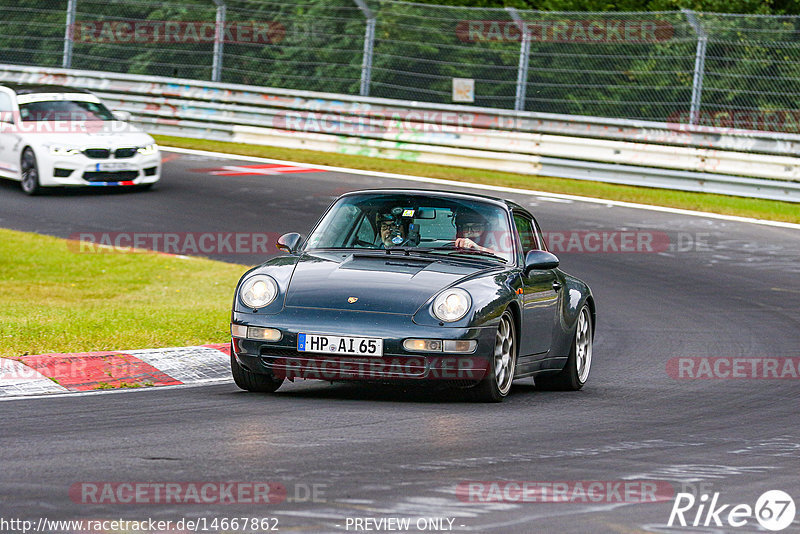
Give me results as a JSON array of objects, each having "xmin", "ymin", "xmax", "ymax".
[
  {"xmin": 536, "ymin": 305, "xmax": 592, "ymax": 391},
  {"xmin": 470, "ymin": 311, "xmax": 516, "ymax": 402},
  {"xmin": 20, "ymin": 148, "xmax": 41, "ymax": 196},
  {"xmin": 230, "ymin": 349, "xmax": 284, "ymax": 393}
]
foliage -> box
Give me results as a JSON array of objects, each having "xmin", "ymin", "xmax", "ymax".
[{"xmin": 0, "ymin": 0, "xmax": 798, "ymax": 124}]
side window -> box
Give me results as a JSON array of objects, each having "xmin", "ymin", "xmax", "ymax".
[
  {"xmin": 514, "ymin": 213, "xmax": 538, "ymax": 255},
  {"xmin": 0, "ymin": 92, "xmax": 12, "ymax": 122},
  {"xmin": 354, "ymin": 215, "xmax": 377, "ymax": 245}
]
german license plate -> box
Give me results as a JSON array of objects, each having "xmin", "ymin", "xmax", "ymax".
[
  {"xmin": 298, "ymin": 333, "xmax": 383, "ymax": 356},
  {"xmin": 97, "ymin": 162, "xmax": 133, "ymax": 171}
]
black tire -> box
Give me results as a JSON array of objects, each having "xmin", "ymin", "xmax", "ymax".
[
  {"xmin": 230, "ymin": 350, "xmax": 284, "ymax": 393},
  {"xmin": 20, "ymin": 148, "xmax": 41, "ymax": 196},
  {"xmin": 536, "ymin": 305, "xmax": 593, "ymax": 391},
  {"xmin": 469, "ymin": 311, "xmax": 517, "ymax": 402}
]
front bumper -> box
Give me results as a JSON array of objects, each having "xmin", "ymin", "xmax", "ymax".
[
  {"xmin": 232, "ymin": 307, "xmax": 496, "ymax": 383},
  {"xmin": 39, "ymin": 151, "xmax": 161, "ymax": 187}
]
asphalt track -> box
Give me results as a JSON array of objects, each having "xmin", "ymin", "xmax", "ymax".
[{"xmin": 1, "ymin": 150, "xmax": 799, "ymax": 533}]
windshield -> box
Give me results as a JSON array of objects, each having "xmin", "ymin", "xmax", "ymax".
[
  {"xmin": 304, "ymin": 193, "xmax": 515, "ymax": 263},
  {"xmin": 18, "ymin": 99, "xmax": 115, "ymax": 122}
]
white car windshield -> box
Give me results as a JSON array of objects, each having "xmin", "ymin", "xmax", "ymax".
[
  {"xmin": 18, "ymin": 100, "xmax": 116, "ymax": 122},
  {"xmin": 304, "ymin": 193, "xmax": 514, "ymax": 263}
]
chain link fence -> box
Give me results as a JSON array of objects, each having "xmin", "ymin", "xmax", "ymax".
[{"xmin": 1, "ymin": 0, "xmax": 799, "ymax": 131}]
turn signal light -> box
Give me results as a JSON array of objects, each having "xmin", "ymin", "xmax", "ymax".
[
  {"xmin": 443, "ymin": 340, "xmax": 477, "ymax": 353},
  {"xmin": 403, "ymin": 339, "xmax": 478, "ymax": 353},
  {"xmin": 231, "ymin": 324, "xmax": 281, "ymax": 342},
  {"xmin": 403, "ymin": 339, "xmax": 442, "ymax": 352}
]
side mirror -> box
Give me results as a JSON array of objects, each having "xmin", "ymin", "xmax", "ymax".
[
  {"xmin": 276, "ymin": 232, "xmax": 304, "ymax": 254},
  {"xmin": 523, "ymin": 250, "xmax": 559, "ymax": 275},
  {"xmin": 112, "ymin": 110, "xmax": 132, "ymax": 122}
]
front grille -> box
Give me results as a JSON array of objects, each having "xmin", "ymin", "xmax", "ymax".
[
  {"xmin": 53, "ymin": 168, "xmax": 73, "ymax": 177},
  {"xmin": 82, "ymin": 171, "xmax": 139, "ymax": 182},
  {"xmin": 114, "ymin": 148, "xmax": 137, "ymax": 159},
  {"xmin": 83, "ymin": 148, "xmax": 110, "ymax": 159},
  {"xmin": 259, "ymin": 346, "xmax": 300, "ymax": 357}
]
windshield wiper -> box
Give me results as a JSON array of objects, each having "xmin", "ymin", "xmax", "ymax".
[
  {"xmin": 313, "ymin": 246, "xmax": 506, "ymax": 263},
  {"xmin": 429, "ymin": 244, "xmax": 507, "ymax": 263},
  {"xmin": 443, "ymin": 248, "xmax": 507, "ymax": 263},
  {"xmin": 387, "ymin": 246, "xmax": 507, "ymax": 263}
]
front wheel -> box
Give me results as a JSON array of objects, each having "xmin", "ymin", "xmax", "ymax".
[
  {"xmin": 536, "ymin": 305, "xmax": 593, "ymax": 391},
  {"xmin": 20, "ymin": 148, "xmax": 41, "ymax": 196},
  {"xmin": 469, "ymin": 311, "xmax": 517, "ymax": 402},
  {"xmin": 230, "ymin": 350, "xmax": 284, "ymax": 393}
]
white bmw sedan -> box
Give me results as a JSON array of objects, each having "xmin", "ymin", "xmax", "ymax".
[{"xmin": 0, "ymin": 84, "xmax": 160, "ymax": 195}]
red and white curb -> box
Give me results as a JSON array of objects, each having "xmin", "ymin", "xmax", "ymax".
[{"xmin": 0, "ymin": 343, "xmax": 231, "ymax": 397}]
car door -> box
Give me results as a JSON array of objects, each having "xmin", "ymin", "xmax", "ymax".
[
  {"xmin": 514, "ymin": 211, "xmax": 560, "ymax": 356},
  {"xmin": 0, "ymin": 89, "xmax": 17, "ymax": 178}
]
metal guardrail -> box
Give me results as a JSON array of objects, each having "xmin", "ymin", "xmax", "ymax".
[{"xmin": 1, "ymin": 64, "xmax": 799, "ymax": 202}]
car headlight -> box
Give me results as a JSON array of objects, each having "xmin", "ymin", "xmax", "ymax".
[
  {"xmin": 48, "ymin": 146, "xmax": 81, "ymax": 156},
  {"xmin": 137, "ymin": 143, "xmax": 158, "ymax": 155},
  {"xmin": 239, "ymin": 274, "xmax": 278, "ymax": 309},
  {"xmin": 432, "ymin": 288, "xmax": 471, "ymax": 322}
]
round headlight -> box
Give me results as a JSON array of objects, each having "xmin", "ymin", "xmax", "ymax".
[
  {"xmin": 432, "ymin": 288, "xmax": 471, "ymax": 322},
  {"xmin": 240, "ymin": 275, "xmax": 278, "ymax": 309}
]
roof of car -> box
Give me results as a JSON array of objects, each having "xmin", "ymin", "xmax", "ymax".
[
  {"xmin": 339, "ymin": 188, "xmax": 517, "ymax": 209},
  {"xmin": 0, "ymin": 83, "xmax": 93, "ymax": 95}
]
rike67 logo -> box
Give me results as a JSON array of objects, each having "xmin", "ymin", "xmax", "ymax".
[{"xmin": 668, "ymin": 490, "xmax": 796, "ymax": 531}]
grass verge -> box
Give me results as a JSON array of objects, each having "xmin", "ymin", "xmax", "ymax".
[
  {"xmin": 155, "ymin": 134, "xmax": 800, "ymax": 224},
  {"xmin": 0, "ymin": 227, "xmax": 244, "ymax": 357}
]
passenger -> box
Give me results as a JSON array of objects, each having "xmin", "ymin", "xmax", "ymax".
[{"xmin": 454, "ymin": 211, "xmax": 499, "ymax": 256}]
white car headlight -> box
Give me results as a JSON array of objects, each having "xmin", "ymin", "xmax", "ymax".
[
  {"xmin": 49, "ymin": 146, "xmax": 81, "ymax": 156},
  {"xmin": 137, "ymin": 143, "xmax": 158, "ymax": 155},
  {"xmin": 240, "ymin": 275, "xmax": 278, "ymax": 309},
  {"xmin": 432, "ymin": 288, "xmax": 471, "ymax": 322}
]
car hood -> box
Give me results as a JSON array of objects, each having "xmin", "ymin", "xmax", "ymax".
[
  {"xmin": 22, "ymin": 124, "xmax": 153, "ymax": 147},
  {"xmin": 284, "ymin": 251, "xmax": 497, "ymax": 315}
]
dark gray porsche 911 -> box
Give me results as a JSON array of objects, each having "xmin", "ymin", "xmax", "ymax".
[{"xmin": 230, "ymin": 189, "xmax": 595, "ymax": 402}]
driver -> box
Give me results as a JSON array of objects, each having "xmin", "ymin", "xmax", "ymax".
[
  {"xmin": 454, "ymin": 211, "xmax": 498, "ymax": 255},
  {"xmin": 376, "ymin": 209, "xmax": 407, "ymax": 248}
]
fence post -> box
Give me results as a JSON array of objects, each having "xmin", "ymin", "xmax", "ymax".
[
  {"xmin": 682, "ymin": 9, "xmax": 707, "ymax": 125},
  {"xmin": 212, "ymin": 0, "xmax": 226, "ymax": 82},
  {"xmin": 62, "ymin": 0, "xmax": 77, "ymax": 69},
  {"xmin": 506, "ymin": 8, "xmax": 530, "ymax": 112},
  {"xmin": 353, "ymin": 0, "xmax": 375, "ymax": 97}
]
